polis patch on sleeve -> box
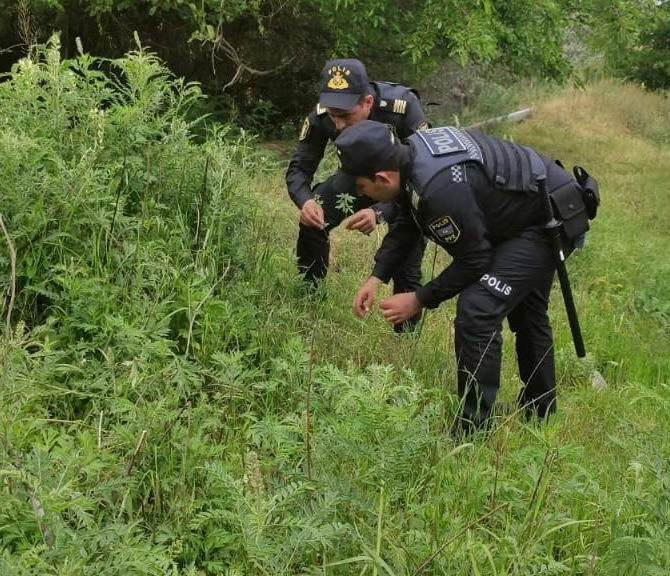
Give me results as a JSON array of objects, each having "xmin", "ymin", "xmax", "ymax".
[{"xmin": 428, "ymin": 215, "xmax": 460, "ymax": 243}]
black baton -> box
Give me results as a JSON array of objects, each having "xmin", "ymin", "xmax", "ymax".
[{"xmin": 539, "ymin": 177, "xmax": 586, "ymax": 358}]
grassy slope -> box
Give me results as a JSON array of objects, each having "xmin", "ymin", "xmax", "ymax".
[{"xmin": 267, "ymin": 81, "xmax": 670, "ymax": 383}]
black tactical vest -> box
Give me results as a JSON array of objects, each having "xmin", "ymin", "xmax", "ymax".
[{"xmin": 407, "ymin": 126, "xmax": 547, "ymax": 194}]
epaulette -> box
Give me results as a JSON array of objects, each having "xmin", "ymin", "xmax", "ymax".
[
  {"xmin": 316, "ymin": 104, "xmax": 328, "ymax": 115},
  {"xmin": 392, "ymin": 99, "xmax": 408, "ymax": 114}
]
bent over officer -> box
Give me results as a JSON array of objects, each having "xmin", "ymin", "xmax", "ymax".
[
  {"xmin": 286, "ymin": 59, "xmax": 428, "ymax": 329},
  {"xmin": 334, "ymin": 121, "xmax": 598, "ymax": 432}
]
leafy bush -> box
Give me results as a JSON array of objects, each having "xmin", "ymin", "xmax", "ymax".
[
  {"xmin": 627, "ymin": 4, "xmax": 670, "ymax": 89},
  {"xmin": 0, "ymin": 38, "xmax": 309, "ymax": 573}
]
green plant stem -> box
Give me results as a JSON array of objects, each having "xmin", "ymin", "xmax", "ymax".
[
  {"xmin": 0, "ymin": 214, "xmax": 16, "ymax": 335},
  {"xmin": 412, "ymin": 504, "xmax": 507, "ymax": 576}
]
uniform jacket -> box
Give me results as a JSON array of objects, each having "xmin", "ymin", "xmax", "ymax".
[
  {"xmin": 372, "ymin": 129, "xmax": 572, "ymax": 309},
  {"xmin": 286, "ymin": 82, "xmax": 429, "ymax": 209}
]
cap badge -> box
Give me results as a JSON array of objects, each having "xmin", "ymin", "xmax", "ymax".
[{"xmin": 327, "ymin": 66, "xmax": 351, "ymax": 90}]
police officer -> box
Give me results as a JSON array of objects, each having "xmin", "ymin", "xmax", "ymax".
[
  {"xmin": 334, "ymin": 120, "xmax": 597, "ymax": 432},
  {"xmin": 286, "ymin": 59, "xmax": 428, "ymax": 329}
]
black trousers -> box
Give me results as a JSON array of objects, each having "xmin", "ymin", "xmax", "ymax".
[
  {"xmin": 297, "ymin": 171, "xmax": 425, "ymax": 295},
  {"xmin": 454, "ymin": 227, "xmax": 556, "ymax": 429}
]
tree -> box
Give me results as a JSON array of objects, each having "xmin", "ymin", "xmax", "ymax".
[{"xmin": 628, "ymin": 3, "xmax": 670, "ymax": 89}]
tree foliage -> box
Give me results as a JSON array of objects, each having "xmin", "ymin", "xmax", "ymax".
[
  {"xmin": 3, "ymin": 0, "xmax": 664, "ymax": 126},
  {"xmin": 626, "ymin": 2, "xmax": 670, "ymax": 89}
]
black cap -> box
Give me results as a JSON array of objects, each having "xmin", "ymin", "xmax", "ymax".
[
  {"xmin": 334, "ymin": 120, "xmax": 401, "ymax": 177},
  {"xmin": 319, "ymin": 58, "xmax": 369, "ymax": 111}
]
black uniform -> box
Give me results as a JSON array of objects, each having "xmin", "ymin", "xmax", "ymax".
[
  {"xmin": 371, "ymin": 127, "xmax": 589, "ymax": 428},
  {"xmin": 286, "ymin": 82, "xmax": 428, "ymax": 290}
]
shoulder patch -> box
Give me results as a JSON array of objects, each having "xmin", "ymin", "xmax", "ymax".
[
  {"xmin": 428, "ymin": 215, "xmax": 461, "ymax": 244},
  {"xmin": 417, "ymin": 127, "xmax": 468, "ymax": 156},
  {"xmin": 316, "ymin": 104, "xmax": 327, "ymax": 115},
  {"xmin": 299, "ymin": 116, "xmax": 310, "ymax": 141},
  {"xmin": 393, "ymin": 99, "xmax": 407, "ymax": 114}
]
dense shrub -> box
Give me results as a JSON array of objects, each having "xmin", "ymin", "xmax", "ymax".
[{"xmin": 627, "ymin": 4, "xmax": 670, "ymax": 89}]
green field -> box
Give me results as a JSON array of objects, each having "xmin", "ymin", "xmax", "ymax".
[{"xmin": 1, "ymin": 46, "xmax": 669, "ymax": 575}]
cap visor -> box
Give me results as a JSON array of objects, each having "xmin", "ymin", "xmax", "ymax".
[{"xmin": 319, "ymin": 92, "xmax": 361, "ymax": 111}]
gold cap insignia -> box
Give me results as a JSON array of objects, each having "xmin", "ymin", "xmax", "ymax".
[{"xmin": 327, "ymin": 66, "xmax": 351, "ymax": 90}]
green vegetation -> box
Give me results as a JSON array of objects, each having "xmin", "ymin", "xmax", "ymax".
[
  {"xmin": 624, "ymin": 2, "xmax": 670, "ymax": 89},
  {"xmin": 2, "ymin": 0, "xmax": 669, "ymax": 126},
  {"xmin": 1, "ymin": 44, "xmax": 670, "ymax": 575}
]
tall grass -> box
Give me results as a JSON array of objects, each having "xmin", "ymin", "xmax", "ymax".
[{"xmin": 1, "ymin": 40, "xmax": 669, "ymax": 575}]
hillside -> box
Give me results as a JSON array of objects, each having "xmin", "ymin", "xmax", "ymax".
[{"xmin": 1, "ymin": 46, "xmax": 669, "ymax": 575}]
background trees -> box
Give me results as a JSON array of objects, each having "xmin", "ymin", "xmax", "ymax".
[{"xmin": 1, "ymin": 0, "xmax": 666, "ymax": 128}]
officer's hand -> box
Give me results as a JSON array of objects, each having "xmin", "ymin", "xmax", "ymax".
[
  {"xmin": 379, "ymin": 292, "xmax": 423, "ymax": 326},
  {"xmin": 300, "ymin": 199, "xmax": 325, "ymax": 229},
  {"xmin": 345, "ymin": 208, "xmax": 377, "ymax": 235},
  {"xmin": 353, "ymin": 276, "xmax": 382, "ymax": 318}
]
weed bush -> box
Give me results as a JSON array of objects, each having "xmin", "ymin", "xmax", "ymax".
[{"xmin": 0, "ymin": 38, "xmax": 312, "ymax": 574}]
